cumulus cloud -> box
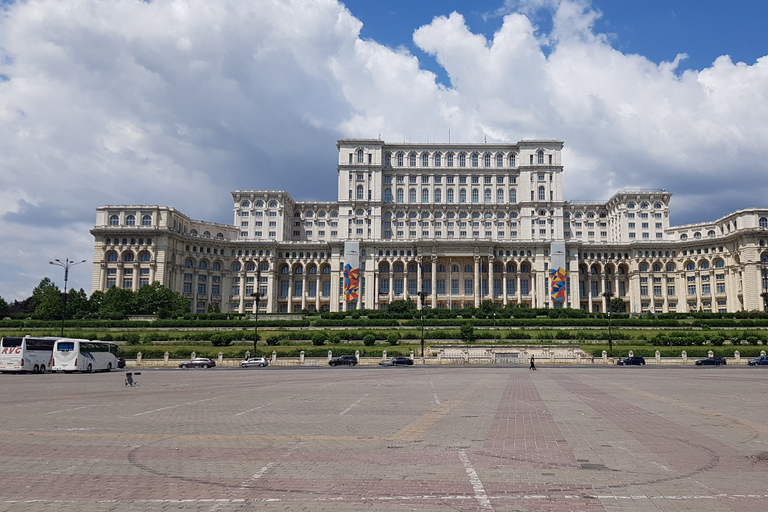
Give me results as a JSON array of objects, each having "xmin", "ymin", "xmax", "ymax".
[{"xmin": 1, "ymin": 0, "xmax": 767, "ymax": 299}]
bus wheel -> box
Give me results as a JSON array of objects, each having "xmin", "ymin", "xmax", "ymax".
[
  {"xmin": 39, "ymin": 365, "xmax": 46, "ymax": 373},
  {"xmin": 87, "ymin": 363, "xmax": 92, "ymax": 373},
  {"xmin": 33, "ymin": 364, "xmax": 40, "ymax": 374},
  {"xmin": 106, "ymin": 363, "xmax": 112, "ymax": 372}
]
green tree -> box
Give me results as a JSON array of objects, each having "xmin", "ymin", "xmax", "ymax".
[
  {"xmin": 30, "ymin": 277, "xmax": 57, "ymax": 312},
  {"xmin": 98, "ymin": 286, "xmax": 135, "ymax": 318},
  {"xmin": 479, "ymin": 299, "xmax": 499, "ymax": 316},
  {"xmin": 65, "ymin": 288, "xmax": 91, "ymax": 319},
  {"xmin": 0, "ymin": 295, "xmax": 8, "ymax": 318},
  {"xmin": 386, "ymin": 299, "xmax": 416, "ymax": 316},
  {"xmin": 609, "ymin": 298, "xmax": 627, "ymax": 313},
  {"xmin": 363, "ymin": 334, "xmax": 376, "ymax": 346},
  {"xmin": 134, "ymin": 282, "xmax": 189, "ymax": 315},
  {"xmin": 33, "ymin": 285, "xmax": 63, "ymax": 320}
]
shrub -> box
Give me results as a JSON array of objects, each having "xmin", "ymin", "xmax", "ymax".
[
  {"xmin": 387, "ymin": 333, "xmax": 399, "ymax": 345},
  {"xmin": 266, "ymin": 335, "xmax": 281, "ymax": 346},
  {"xmin": 460, "ymin": 322, "xmax": 475, "ymax": 343},
  {"xmin": 311, "ymin": 332, "xmax": 326, "ymax": 346},
  {"xmin": 363, "ymin": 334, "xmax": 376, "ymax": 346}
]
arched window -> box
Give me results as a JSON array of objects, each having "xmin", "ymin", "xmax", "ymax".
[
  {"xmin": 185, "ymin": 259, "xmax": 194, "ymax": 268},
  {"xmin": 409, "ymin": 189, "xmax": 416, "ymax": 203},
  {"xmin": 484, "ymin": 153, "xmax": 491, "ymax": 167},
  {"xmin": 232, "ymin": 263, "xmax": 241, "ymax": 272},
  {"xmin": 472, "ymin": 189, "xmax": 479, "ymax": 203},
  {"xmin": 464, "ymin": 264, "xmax": 473, "ymax": 272},
  {"xmin": 190, "ymin": 229, "xmax": 198, "ymax": 236},
  {"xmin": 760, "ymin": 217, "xmax": 768, "ymax": 228},
  {"xmin": 323, "ymin": 266, "xmax": 331, "ymax": 274},
  {"xmin": 281, "ymin": 266, "xmax": 290, "ymax": 274},
  {"xmin": 241, "ymin": 201, "xmax": 250, "ymax": 208},
  {"xmin": 497, "ymin": 189, "xmax": 504, "ymax": 203},
  {"xmin": 506, "ymin": 263, "xmax": 515, "ymax": 273},
  {"xmin": 537, "ymin": 150, "xmax": 544, "ymax": 164},
  {"xmin": 680, "ymin": 234, "xmax": 688, "ymax": 240},
  {"xmin": 421, "ymin": 153, "xmax": 429, "ymax": 166},
  {"xmin": 199, "ymin": 261, "xmax": 207, "ymax": 269},
  {"xmin": 509, "ymin": 189, "xmax": 516, "ymax": 203},
  {"xmin": 509, "ymin": 154, "xmax": 516, "ymax": 167},
  {"xmin": 459, "ymin": 153, "xmax": 466, "ymax": 167},
  {"xmin": 484, "ymin": 189, "xmax": 491, "ymax": 203},
  {"xmin": 520, "ymin": 264, "xmax": 530, "ymax": 273},
  {"xmin": 493, "ymin": 264, "xmax": 502, "ymax": 273},
  {"xmin": 260, "ymin": 263, "xmax": 269, "ymax": 271},
  {"xmin": 356, "ymin": 185, "xmax": 364, "ymax": 200},
  {"xmin": 422, "ymin": 189, "xmax": 429, "ymax": 203},
  {"xmin": 666, "ymin": 263, "xmax": 675, "ymax": 272},
  {"xmin": 109, "ymin": 215, "xmax": 119, "ymax": 226},
  {"xmin": 408, "ymin": 264, "xmax": 417, "ymax": 272},
  {"xmin": 446, "ymin": 153, "xmax": 454, "ymax": 167},
  {"xmin": 471, "ymin": 153, "xmax": 478, "ymax": 167},
  {"xmin": 107, "ymin": 252, "xmax": 118, "ymax": 262},
  {"xmin": 142, "ymin": 215, "xmax": 152, "ymax": 226},
  {"xmin": 496, "ymin": 153, "xmax": 503, "ymax": 167},
  {"xmin": 295, "ymin": 266, "xmax": 303, "ymax": 274},
  {"xmin": 384, "ymin": 153, "xmax": 392, "ymax": 166},
  {"xmin": 394, "ymin": 263, "xmax": 404, "ymax": 272},
  {"xmin": 538, "ymin": 186, "xmax": 545, "ymax": 201},
  {"xmin": 380, "ymin": 263, "xmax": 390, "ymax": 273},
  {"xmin": 384, "ymin": 189, "xmax": 393, "ymax": 203},
  {"xmin": 125, "ymin": 215, "xmax": 135, "ymax": 226},
  {"xmin": 652, "ymin": 263, "xmax": 661, "ymax": 272},
  {"xmin": 357, "ymin": 149, "xmax": 364, "ymax": 163},
  {"xmin": 694, "ymin": 232, "xmax": 702, "ymax": 239},
  {"xmin": 396, "ymin": 189, "xmax": 404, "ymax": 203},
  {"xmin": 700, "ymin": 261, "xmax": 710, "ymax": 269},
  {"xmin": 434, "ymin": 153, "xmax": 441, "ymax": 166},
  {"xmin": 707, "ymin": 230, "xmax": 716, "ymax": 237},
  {"xmin": 409, "ymin": 153, "xmax": 416, "ymax": 166},
  {"xmin": 434, "ymin": 189, "xmax": 442, "ymax": 203},
  {"xmin": 397, "ymin": 153, "xmax": 404, "ymax": 166},
  {"xmin": 308, "ymin": 266, "xmax": 317, "ymax": 274},
  {"xmin": 460, "ymin": 189, "xmax": 467, "ymax": 203},
  {"xmin": 437, "ymin": 264, "xmax": 445, "ymax": 272},
  {"xmin": 686, "ymin": 262, "xmax": 695, "ymax": 271},
  {"xmin": 714, "ymin": 260, "xmax": 725, "ymax": 268},
  {"xmin": 122, "ymin": 252, "xmax": 134, "ymax": 262},
  {"xmin": 639, "ymin": 263, "xmax": 648, "ymax": 271},
  {"xmin": 140, "ymin": 253, "xmax": 151, "ymax": 262},
  {"xmin": 213, "ymin": 262, "xmax": 221, "ymax": 270}
]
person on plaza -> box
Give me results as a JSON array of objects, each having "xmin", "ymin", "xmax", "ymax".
[{"xmin": 529, "ymin": 355, "xmax": 536, "ymax": 371}]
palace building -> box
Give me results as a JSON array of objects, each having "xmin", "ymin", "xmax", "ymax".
[{"xmin": 90, "ymin": 139, "xmax": 768, "ymax": 314}]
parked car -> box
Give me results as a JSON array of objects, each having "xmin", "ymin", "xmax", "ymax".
[
  {"xmin": 617, "ymin": 356, "xmax": 646, "ymax": 366},
  {"xmin": 379, "ymin": 357, "xmax": 413, "ymax": 366},
  {"xmin": 116, "ymin": 357, "xmax": 126, "ymax": 369},
  {"xmin": 695, "ymin": 357, "xmax": 727, "ymax": 366},
  {"xmin": 329, "ymin": 355, "xmax": 357, "ymax": 366},
  {"xmin": 748, "ymin": 355, "xmax": 768, "ymax": 366},
  {"xmin": 179, "ymin": 357, "xmax": 216, "ymax": 368},
  {"xmin": 240, "ymin": 357, "xmax": 269, "ymax": 368}
]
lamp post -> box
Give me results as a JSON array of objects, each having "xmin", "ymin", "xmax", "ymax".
[
  {"xmin": 48, "ymin": 258, "xmax": 86, "ymax": 336},
  {"xmin": 602, "ymin": 291, "xmax": 613, "ymax": 357},
  {"xmin": 251, "ymin": 270, "xmax": 266, "ymax": 355},
  {"xmin": 493, "ymin": 311, "xmax": 497, "ymax": 342},
  {"xmin": 417, "ymin": 290, "xmax": 429, "ymax": 358}
]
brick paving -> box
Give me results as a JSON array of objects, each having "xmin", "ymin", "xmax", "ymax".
[{"xmin": 1, "ymin": 365, "xmax": 767, "ymax": 511}]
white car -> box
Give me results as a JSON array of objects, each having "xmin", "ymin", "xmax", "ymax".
[{"xmin": 240, "ymin": 357, "xmax": 269, "ymax": 368}]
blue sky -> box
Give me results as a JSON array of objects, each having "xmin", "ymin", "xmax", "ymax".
[
  {"xmin": 345, "ymin": 0, "xmax": 768, "ymax": 85},
  {"xmin": 1, "ymin": 0, "xmax": 768, "ymax": 300}
]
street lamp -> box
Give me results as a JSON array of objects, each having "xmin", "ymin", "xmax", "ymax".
[
  {"xmin": 602, "ymin": 291, "xmax": 613, "ymax": 357},
  {"xmin": 493, "ymin": 311, "xmax": 497, "ymax": 342},
  {"xmin": 48, "ymin": 258, "xmax": 87, "ymax": 336},
  {"xmin": 251, "ymin": 270, "xmax": 266, "ymax": 355},
  {"xmin": 417, "ymin": 290, "xmax": 429, "ymax": 358}
]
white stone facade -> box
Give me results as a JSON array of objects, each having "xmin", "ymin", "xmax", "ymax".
[{"xmin": 91, "ymin": 139, "xmax": 768, "ymax": 314}]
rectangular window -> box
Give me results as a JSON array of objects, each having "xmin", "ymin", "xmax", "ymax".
[
  {"xmin": 322, "ymin": 281, "xmax": 331, "ymax": 297},
  {"xmin": 394, "ymin": 279, "xmax": 403, "ymax": 294},
  {"xmin": 380, "ymin": 278, "xmax": 389, "ymax": 293},
  {"xmin": 280, "ymin": 281, "xmax": 289, "ymax": 297},
  {"xmin": 506, "ymin": 280, "xmax": 515, "ymax": 295},
  {"xmin": 437, "ymin": 279, "xmax": 445, "ymax": 295},
  {"xmin": 688, "ymin": 285, "xmax": 696, "ymax": 295},
  {"xmin": 520, "ymin": 279, "xmax": 529, "ymax": 295},
  {"xmin": 464, "ymin": 279, "xmax": 473, "ymax": 295},
  {"xmin": 451, "ymin": 279, "xmax": 459, "ymax": 295},
  {"xmin": 408, "ymin": 279, "xmax": 417, "ymax": 295}
]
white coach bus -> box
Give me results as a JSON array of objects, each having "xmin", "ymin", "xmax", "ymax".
[
  {"xmin": 51, "ymin": 339, "xmax": 120, "ymax": 373},
  {"xmin": 0, "ymin": 336, "xmax": 59, "ymax": 373}
]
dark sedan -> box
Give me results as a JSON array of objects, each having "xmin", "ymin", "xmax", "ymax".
[
  {"xmin": 116, "ymin": 357, "xmax": 126, "ymax": 369},
  {"xmin": 379, "ymin": 357, "xmax": 414, "ymax": 366},
  {"xmin": 179, "ymin": 357, "xmax": 216, "ymax": 368},
  {"xmin": 748, "ymin": 355, "xmax": 768, "ymax": 366},
  {"xmin": 617, "ymin": 356, "xmax": 646, "ymax": 366},
  {"xmin": 329, "ymin": 355, "xmax": 357, "ymax": 366},
  {"xmin": 695, "ymin": 357, "xmax": 727, "ymax": 366}
]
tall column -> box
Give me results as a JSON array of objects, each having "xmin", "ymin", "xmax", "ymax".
[
  {"xmin": 431, "ymin": 255, "xmax": 438, "ymax": 308},
  {"xmin": 487, "ymin": 257, "xmax": 494, "ymax": 304},
  {"xmin": 474, "ymin": 255, "xmax": 481, "ymax": 307},
  {"xmin": 301, "ymin": 273, "xmax": 307, "ymax": 310},
  {"xmin": 416, "ymin": 256, "xmax": 423, "ymax": 310},
  {"xmin": 288, "ymin": 274, "xmax": 294, "ymax": 313},
  {"xmin": 315, "ymin": 274, "xmax": 321, "ymax": 312},
  {"xmin": 502, "ymin": 270, "xmax": 508, "ymax": 306}
]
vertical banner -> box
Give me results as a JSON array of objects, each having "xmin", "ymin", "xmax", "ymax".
[
  {"xmin": 550, "ymin": 241, "xmax": 566, "ymax": 302},
  {"xmin": 343, "ymin": 241, "xmax": 360, "ymax": 301}
]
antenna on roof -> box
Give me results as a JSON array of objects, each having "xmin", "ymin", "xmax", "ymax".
[{"xmin": 448, "ymin": 129, "xmax": 451, "ymax": 143}]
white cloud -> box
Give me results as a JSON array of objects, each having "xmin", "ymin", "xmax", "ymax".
[{"xmin": 1, "ymin": 0, "xmax": 767, "ymax": 300}]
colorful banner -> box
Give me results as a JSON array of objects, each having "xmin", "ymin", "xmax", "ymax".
[
  {"xmin": 550, "ymin": 267, "xmax": 566, "ymax": 301},
  {"xmin": 343, "ymin": 242, "xmax": 360, "ymax": 301},
  {"xmin": 550, "ymin": 241, "xmax": 566, "ymax": 302}
]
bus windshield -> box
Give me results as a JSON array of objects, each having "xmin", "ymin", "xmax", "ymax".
[{"xmin": 56, "ymin": 341, "xmax": 75, "ymax": 352}]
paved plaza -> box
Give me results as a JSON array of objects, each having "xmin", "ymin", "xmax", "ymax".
[{"xmin": 1, "ymin": 365, "xmax": 767, "ymax": 511}]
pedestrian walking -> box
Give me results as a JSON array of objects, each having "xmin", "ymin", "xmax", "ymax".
[{"xmin": 529, "ymin": 355, "xmax": 536, "ymax": 371}]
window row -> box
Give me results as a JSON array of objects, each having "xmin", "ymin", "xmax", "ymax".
[
  {"xmin": 108, "ymin": 214, "xmax": 153, "ymax": 226},
  {"xmin": 382, "ymin": 150, "xmax": 553, "ymax": 168},
  {"xmin": 383, "ymin": 188, "xmax": 524, "ymax": 204}
]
